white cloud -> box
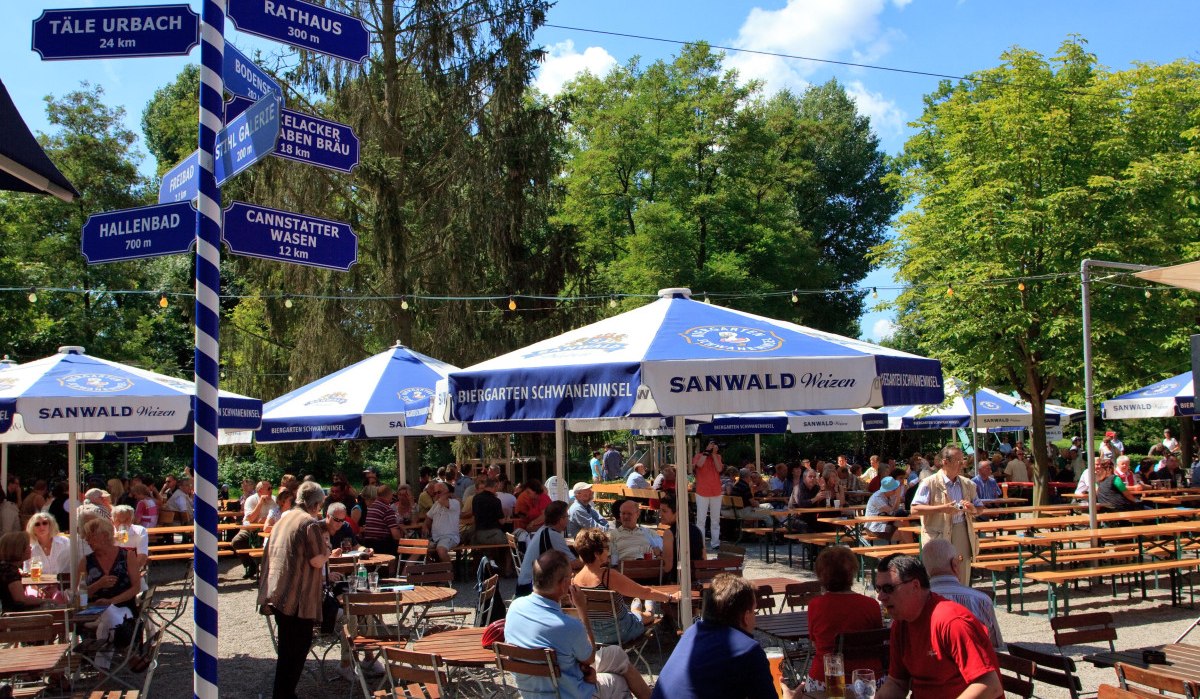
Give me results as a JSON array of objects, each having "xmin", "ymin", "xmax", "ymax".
[
  {"xmin": 844, "ymin": 80, "xmax": 906, "ymax": 140},
  {"xmin": 535, "ymin": 40, "xmax": 617, "ymax": 97},
  {"xmin": 726, "ymin": 0, "xmax": 893, "ymax": 93},
  {"xmin": 871, "ymin": 318, "xmax": 898, "ymax": 341}
]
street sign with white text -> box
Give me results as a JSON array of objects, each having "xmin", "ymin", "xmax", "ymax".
[
  {"xmin": 226, "ymin": 96, "xmax": 359, "ymax": 173},
  {"xmin": 227, "ymin": 0, "xmax": 370, "ymax": 64},
  {"xmin": 214, "ymin": 95, "xmax": 280, "ymax": 186},
  {"xmin": 223, "ymin": 43, "xmax": 280, "ymax": 101},
  {"xmin": 82, "ymin": 201, "xmax": 196, "ymax": 264},
  {"xmin": 32, "ymin": 4, "xmax": 199, "ymax": 60},
  {"xmin": 158, "ymin": 150, "xmax": 200, "ymax": 204},
  {"xmin": 222, "ymin": 201, "xmax": 358, "ymax": 271}
]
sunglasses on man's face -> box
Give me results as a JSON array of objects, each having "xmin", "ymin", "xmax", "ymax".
[
  {"xmin": 333, "ymin": 517, "xmax": 346, "ymax": 523},
  {"xmin": 874, "ymin": 578, "xmax": 914, "ymax": 595}
]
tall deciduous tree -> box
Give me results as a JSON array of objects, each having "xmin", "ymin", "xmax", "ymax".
[
  {"xmin": 875, "ymin": 39, "xmax": 1200, "ymax": 502},
  {"xmin": 555, "ymin": 44, "xmax": 897, "ymax": 336}
]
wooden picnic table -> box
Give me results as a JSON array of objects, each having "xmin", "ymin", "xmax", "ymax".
[
  {"xmin": 647, "ymin": 576, "xmax": 802, "ymax": 600},
  {"xmin": 979, "ymin": 497, "xmax": 1027, "ymax": 507},
  {"xmin": 754, "ymin": 610, "xmax": 809, "ymax": 641},
  {"xmin": 411, "ymin": 626, "xmax": 493, "ymax": 667},
  {"xmin": 146, "ymin": 522, "xmax": 264, "ymax": 536},
  {"xmin": 1082, "ymin": 642, "xmax": 1200, "ymax": 683},
  {"xmin": 817, "ymin": 515, "xmax": 917, "ymax": 545},
  {"xmin": 0, "ymin": 642, "xmax": 70, "ymax": 677},
  {"xmin": 1144, "ymin": 494, "xmax": 1200, "ymax": 507},
  {"xmin": 330, "ymin": 551, "xmax": 395, "ymax": 571}
]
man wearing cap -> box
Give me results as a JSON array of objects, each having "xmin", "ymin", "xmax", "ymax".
[
  {"xmin": 865, "ymin": 477, "xmax": 905, "ymax": 544},
  {"xmin": 568, "ymin": 482, "xmax": 607, "ymax": 538}
]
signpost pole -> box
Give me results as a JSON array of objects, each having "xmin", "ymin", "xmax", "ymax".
[{"xmin": 193, "ymin": 0, "xmax": 225, "ymax": 696}]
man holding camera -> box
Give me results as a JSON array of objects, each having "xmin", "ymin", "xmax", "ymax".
[
  {"xmin": 691, "ymin": 440, "xmax": 725, "ymax": 551},
  {"xmin": 910, "ymin": 445, "xmax": 982, "ymax": 585}
]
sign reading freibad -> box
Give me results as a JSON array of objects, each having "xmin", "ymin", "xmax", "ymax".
[
  {"xmin": 81, "ymin": 201, "xmax": 197, "ymax": 264},
  {"xmin": 158, "ymin": 150, "xmax": 199, "ymax": 204},
  {"xmin": 32, "ymin": 4, "xmax": 199, "ymax": 60},
  {"xmin": 222, "ymin": 201, "xmax": 358, "ymax": 271},
  {"xmin": 226, "ymin": 96, "xmax": 359, "ymax": 173},
  {"xmin": 214, "ymin": 94, "xmax": 281, "ymax": 186},
  {"xmin": 223, "ymin": 43, "xmax": 281, "ymax": 101},
  {"xmin": 228, "ymin": 0, "xmax": 370, "ymax": 64}
]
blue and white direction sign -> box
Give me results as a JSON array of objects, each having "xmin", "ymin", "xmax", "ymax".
[
  {"xmin": 214, "ymin": 95, "xmax": 280, "ymax": 186},
  {"xmin": 81, "ymin": 201, "xmax": 196, "ymax": 264},
  {"xmin": 32, "ymin": 5, "xmax": 199, "ymax": 60},
  {"xmin": 226, "ymin": 97, "xmax": 359, "ymax": 173},
  {"xmin": 158, "ymin": 150, "xmax": 199, "ymax": 204},
  {"xmin": 223, "ymin": 43, "xmax": 280, "ymax": 101},
  {"xmin": 227, "ymin": 0, "xmax": 370, "ymax": 64},
  {"xmin": 223, "ymin": 201, "xmax": 358, "ymax": 271}
]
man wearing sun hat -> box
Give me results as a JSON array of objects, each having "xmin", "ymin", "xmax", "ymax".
[
  {"xmin": 568, "ymin": 482, "xmax": 607, "ymax": 538},
  {"xmin": 864, "ymin": 476, "xmax": 905, "ymax": 544}
]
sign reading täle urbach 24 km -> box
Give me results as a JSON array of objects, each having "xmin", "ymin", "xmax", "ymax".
[{"xmin": 32, "ymin": 4, "xmax": 200, "ymax": 60}]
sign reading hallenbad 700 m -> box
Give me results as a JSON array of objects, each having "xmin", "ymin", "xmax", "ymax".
[
  {"xmin": 222, "ymin": 201, "xmax": 358, "ymax": 271},
  {"xmin": 32, "ymin": 5, "xmax": 199, "ymax": 60}
]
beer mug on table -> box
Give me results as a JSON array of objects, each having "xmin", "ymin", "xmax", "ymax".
[
  {"xmin": 852, "ymin": 669, "xmax": 876, "ymax": 699},
  {"xmin": 824, "ymin": 653, "xmax": 846, "ymax": 699},
  {"xmin": 29, "ymin": 560, "xmax": 43, "ymax": 582}
]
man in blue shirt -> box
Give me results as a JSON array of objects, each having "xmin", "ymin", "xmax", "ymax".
[
  {"xmin": 516, "ymin": 501, "xmax": 580, "ymax": 597},
  {"xmin": 625, "ymin": 463, "xmax": 651, "ymax": 490},
  {"xmin": 603, "ymin": 444, "xmax": 624, "ymax": 481},
  {"xmin": 505, "ymin": 549, "xmax": 650, "ymax": 699},
  {"xmin": 568, "ymin": 483, "xmax": 608, "ymax": 538},
  {"xmin": 653, "ymin": 573, "xmax": 799, "ymax": 699},
  {"xmin": 971, "ymin": 461, "xmax": 1002, "ymax": 501},
  {"xmin": 590, "ymin": 451, "xmax": 604, "ymax": 482}
]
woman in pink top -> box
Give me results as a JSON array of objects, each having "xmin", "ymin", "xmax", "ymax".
[
  {"xmin": 807, "ymin": 546, "xmax": 884, "ymax": 690},
  {"xmin": 132, "ymin": 483, "xmax": 158, "ymax": 528},
  {"xmin": 691, "ymin": 439, "xmax": 724, "ymax": 550}
]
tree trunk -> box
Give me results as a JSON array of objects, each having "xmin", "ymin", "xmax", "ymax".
[
  {"xmin": 1180, "ymin": 417, "xmax": 1195, "ymax": 473},
  {"xmin": 1026, "ymin": 394, "xmax": 1051, "ymax": 505}
]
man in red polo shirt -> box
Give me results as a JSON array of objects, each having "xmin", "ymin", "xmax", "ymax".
[{"xmin": 874, "ymin": 554, "xmax": 1001, "ymax": 699}]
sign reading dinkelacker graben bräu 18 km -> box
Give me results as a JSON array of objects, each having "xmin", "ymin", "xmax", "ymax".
[
  {"xmin": 222, "ymin": 201, "xmax": 358, "ymax": 271},
  {"xmin": 32, "ymin": 5, "xmax": 199, "ymax": 60},
  {"xmin": 226, "ymin": 96, "xmax": 359, "ymax": 173}
]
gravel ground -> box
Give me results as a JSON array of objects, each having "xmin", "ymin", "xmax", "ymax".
[{"xmin": 139, "ymin": 545, "xmax": 1200, "ymax": 698}]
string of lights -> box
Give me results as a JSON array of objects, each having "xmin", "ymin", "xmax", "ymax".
[{"xmin": 2, "ymin": 269, "xmax": 1172, "ymax": 307}]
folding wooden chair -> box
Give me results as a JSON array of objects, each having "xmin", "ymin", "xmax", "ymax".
[
  {"xmin": 1052, "ymin": 612, "xmax": 1118, "ymax": 654},
  {"xmin": 578, "ymin": 588, "xmax": 660, "ymax": 679},
  {"xmin": 1007, "ymin": 642, "xmax": 1085, "ymax": 699},
  {"xmin": 836, "ymin": 627, "xmax": 890, "ymax": 675},
  {"xmin": 754, "ymin": 584, "xmax": 777, "ymax": 615},
  {"xmin": 494, "ymin": 643, "xmax": 562, "ymax": 699},
  {"xmin": 995, "ymin": 651, "xmax": 1036, "ymax": 699},
  {"xmin": 475, "ymin": 574, "xmax": 501, "ymax": 628},
  {"xmin": 375, "ymin": 645, "xmax": 449, "ymax": 699},
  {"xmin": 399, "ymin": 561, "xmax": 468, "ymax": 635},
  {"xmin": 781, "ymin": 581, "xmax": 823, "ymax": 611},
  {"xmin": 619, "ymin": 557, "xmax": 664, "ymax": 586}
]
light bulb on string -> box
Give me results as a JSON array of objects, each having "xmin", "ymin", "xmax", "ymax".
[
  {"xmin": 1017, "ymin": 281, "xmax": 1026, "ymax": 292},
  {"xmin": 946, "ymin": 284, "xmax": 954, "ymax": 297},
  {"xmin": 27, "ymin": 288, "xmax": 37, "ymax": 304},
  {"xmin": 400, "ymin": 297, "xmax": 409, "ymax": 311},
  {"xmin": 284, "ymin": 297, "xmax": 293, "ymax": 309},
  {"xmin": 871, "ymin": 287, "xmax": 878, "ymax": 299},
  {"xmin": 159, "ymin": 295, "xmax": 169, "ymax": 308},
  {"xmin": 609, "ymin": 296, "xmax": 617, "ymax": 308},
  {"xmin": 508, "ymin": 296, "xmax": 517, "ymax": 311},
  {"xmin": 704, "ymin": 293, "xmax": 711, "ymax": 304},
  {"xmin": 1145, "ymin": 289, "xmax": 1152, "ymax": 299},
  {"xmin": 790, "ymin": 289, "xmax": 799, "ymax": 305}
]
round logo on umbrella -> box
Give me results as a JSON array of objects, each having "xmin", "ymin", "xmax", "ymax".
[
  {"xmin": 60, "ymin": 373, "xmax": 134, "ymax": 393},
  {"xmin": 396, "ymin": 387, "xmax": 434, "ymax": 404},
  {"xmin": 1145, "ymin": 382, "xmax": 1178, "ymax": 396},
  {"xmin": 524, "ymin": 333, "xmax": 628, "ymax": 358},
  {"xmin": 681, "ymin": 326, "xmax": 782, "ymax": 353},
  {"xmin": 980, "ymin": 400, "xmax": 1001, "ymax": 410}
]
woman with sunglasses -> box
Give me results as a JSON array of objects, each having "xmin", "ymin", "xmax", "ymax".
[{"xmin": 26, "ymin": 512, "xmax": 71, "ymax": 578}]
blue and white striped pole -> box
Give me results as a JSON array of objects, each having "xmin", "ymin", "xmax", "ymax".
[{"xmin": 194, "ymin": 0, "xmax": 225, "ymax": 696}]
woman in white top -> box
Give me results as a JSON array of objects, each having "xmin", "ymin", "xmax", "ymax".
[
  {"xmin": 25, "ymin": 511, "xmax": 72, "ymax": 577},
  {"xmin": 111, "ymin": 505, "xmax": 149, "ymax": 566}
]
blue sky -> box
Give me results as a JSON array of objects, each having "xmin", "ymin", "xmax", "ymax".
[{"xmin": 4, "ymin": 1, "xmax": 1198, "ymax": 341}]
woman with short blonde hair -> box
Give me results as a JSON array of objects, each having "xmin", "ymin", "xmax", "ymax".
[{"xmin": 26, "ymin": 511, "xmax": 71, "ymax": 578}]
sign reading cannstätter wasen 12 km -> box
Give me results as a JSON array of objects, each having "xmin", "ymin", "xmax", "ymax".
[
  {"xmin": 222, "ymin": 201, "xmax": 358, "ymax": 272},
  {"xmin": 159, "ymin": 150, "xmax": 199, "ymax": 204},
  {"xmin": 224, "ymin": 42, "xmax": 281, "ymax": 102},
  {"xmin": 227, "ymin": 0, "xmax": 370, "ymax": 64},
  {"xmin": 226, "ymin": 96, "xmax": 359, "ymax": 173},
  {"xmin": 214, "ymin": 94, "xmax": 281, "ymax": 187},
  {"xmin": 32, "ymin": 4, "xmax": 199, "ymax": 60},
  {"xmin": 81, "ymin": 201, "xmax": 196, "ymax": 264}
]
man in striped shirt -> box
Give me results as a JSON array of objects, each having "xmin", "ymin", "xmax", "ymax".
[{"xmin": 922, "ymin": 538, "xmax": 1003, "ymax": 649}]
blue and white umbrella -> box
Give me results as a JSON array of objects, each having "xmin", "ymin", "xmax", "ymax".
[
  {"xmin": 437, "ymin": 287, "xmax": 943, "ymax": 630},
  {"xmin": 690, "ymin": 409, "xmax": 889, "ymax": 435},
  {"xmin": 248, "ymin": 341, "xmax": 461, "ymax": 443},
  {"xmin": 439, "ymin": 288, "xmax": 943, "ymax": 423},
  {"xmin": 878, "ymin": 385, "xmax": 1043, "ymax": 430},
  {"xmin": 1102, "ymin": 371, "xmax": 1195, "ymax": 419}
]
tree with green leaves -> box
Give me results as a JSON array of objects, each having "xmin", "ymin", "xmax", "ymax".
[
  {"xmin": 875, "ymin": 39, "xmax": 1200, "ymax": 502},
  {"xmin": 554, "ymin": 44, "xmax": 898, "ymax": 335}
]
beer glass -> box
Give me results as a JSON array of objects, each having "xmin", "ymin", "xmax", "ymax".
[
  {"xmin": 29, "ymin": 560, "xmax": 43, "ymax": 582},
  {"xmin": 824, "ymin": 653, "xmax": 845, "ymax": 699},
  {"xmin": 764, "ymin": 647, "xmax": 785, "ymax": 699},
  {"xmin": 852, "ymin": 670, "xmax": 876, "ymax": 699}
]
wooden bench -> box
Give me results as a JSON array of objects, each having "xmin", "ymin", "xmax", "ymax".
[
  {"xmin": 591, "ymin": 483, "xmax": 625, "ymax": 517},
  {"xmin": 1024, "ymin": 558, "xmax": 1200, "ymax": 616},
  {"xmin": 973, "ymin": 545, "xmax": 1148, "ymax": 613}
]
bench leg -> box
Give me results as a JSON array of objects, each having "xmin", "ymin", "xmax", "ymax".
[{"xmin": 1046, "ymin": 583, "xmax": 1058, "ymax": 618}]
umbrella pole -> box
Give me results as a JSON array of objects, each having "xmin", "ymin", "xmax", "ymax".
[
  {"xmin": 754, "ymin": 434, "xmax": 761, "ymax": 471},
  {"xmin": 397, "ymin": 436, "xmax": 407, "ymax": 486},
  {"xmin": 68, "ymin": 434, "xmax": 78, "ymax": 596},
  {"xmin": 674, "ymin": 416, "xmax": 693, "ymax": 629},
  {"xmin": 554, "ymin": 419, "xmax": 566, "ymax": 485},
  {"xmin": 971, "ymin": 382, "xmax": 979, "ymax": 468},
  {"xmin": 1, "ymin": 443, "xmax": 6, "ymax": 495}
]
